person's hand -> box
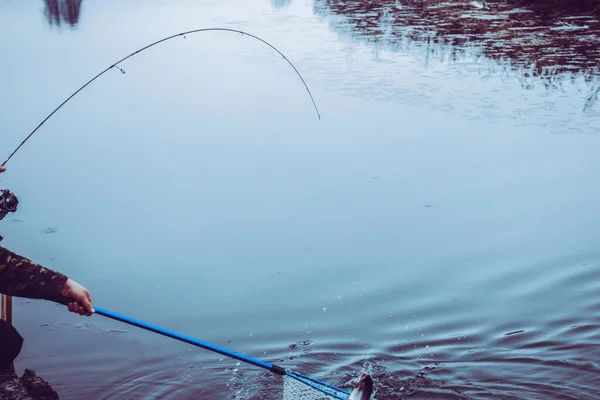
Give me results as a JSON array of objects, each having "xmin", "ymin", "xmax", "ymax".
[
  {"xmin": 0, "ymin": 166, "xmax": 5, "ymax": 173},
  {"xmin": 60, "ymin": 279, "xmax": 95, "ymax": 316}
]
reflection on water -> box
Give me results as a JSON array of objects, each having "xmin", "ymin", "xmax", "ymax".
[
  {"xmin": 44, "ymin": 0, "xmax": 82, "ymax": 27},
  {"xmin": 38, "ymin": 0, "xmax": 600, "ymax": 110},
  {"xmin": 313, "ymin": 0, "xmax": 600, "ymax": 110}
]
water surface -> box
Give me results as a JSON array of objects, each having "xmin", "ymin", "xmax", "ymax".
[{"xmin": 1, "ymin": 0, "xmax": 599, "ymax": 399}]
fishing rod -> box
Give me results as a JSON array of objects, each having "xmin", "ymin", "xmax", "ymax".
[
  {"xmin": 57, "ymin": 299, "xmax": 350, "ymax": 399},
  {"xmin": 1, "ymin": 27, "xmax": 321, "ymax": 167},
  {"xmin": 0, "ymin": 27, "xmax": 321, "ymax": 324}
]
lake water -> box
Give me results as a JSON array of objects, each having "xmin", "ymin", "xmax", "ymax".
[{"xmin": 1, "ymin": 0, "xmax": 599, "ymax": 399}]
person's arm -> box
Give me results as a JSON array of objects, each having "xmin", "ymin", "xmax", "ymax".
[
  {"xmin": 0, "ymin": 165, "xmax": 94, "ymax": 316},
  {"xmin": 0, "ymin": 246, "xmax": 94, "ymax": 316},
  {"xmin": 0, "ymin": 245, "xmax": 67, "ymax": 302}
]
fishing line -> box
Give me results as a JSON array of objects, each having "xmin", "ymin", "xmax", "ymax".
[{"xmin": 2, "ymin": 28, "xmax": 321, "ymax": 167}]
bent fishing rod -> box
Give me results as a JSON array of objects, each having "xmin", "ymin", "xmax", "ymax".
[
  {"xmin": 0, "ymin": 27, "xmax": 321, "ymax": 324},
  {"xmin": 1, "ymin": 27, "xmax": 321, "ymax": 167},
  {"xmin": 57, "ymin": 298, "xmax": 350, "ymax": 399}
]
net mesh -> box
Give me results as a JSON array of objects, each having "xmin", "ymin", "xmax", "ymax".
[{"xmin": 283, "ymin": 375, "xmax": 349, "ymax": 400}]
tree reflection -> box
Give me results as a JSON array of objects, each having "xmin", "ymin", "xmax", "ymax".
[
  {"xmin": 313, "ymin": 0, "xmax": 600, "ymax": 110},
  {"xmin": 44, "ymin": 0, "xmax": 83, "ymax": 27}
]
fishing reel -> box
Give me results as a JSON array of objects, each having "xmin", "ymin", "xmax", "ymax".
[{"xmin": 0, "ymin": 189, "xmax": 18, "ymax": 221}]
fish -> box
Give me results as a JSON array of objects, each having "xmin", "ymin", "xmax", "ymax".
[{"xmin": 348, "ymin": 371, "xmax": 373, "ymax": 400}]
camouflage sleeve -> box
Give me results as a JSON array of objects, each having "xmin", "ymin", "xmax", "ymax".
[{"xmin": 0, "ymin": 246, "xmax": 69, "ymax": 304}]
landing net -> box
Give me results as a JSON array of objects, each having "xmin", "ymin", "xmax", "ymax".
[{"xmin": 283, "ymin": 373, "xmax": 350, "ymax": 400}]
